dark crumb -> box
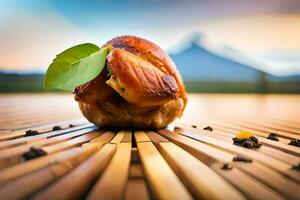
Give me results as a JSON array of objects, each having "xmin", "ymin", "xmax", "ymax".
[
  {"xmin": 52, "ymin": 126, "xmax": 62, "ymax": 131},
  {"xmin": 288, "ymin": 139, "xmax": 300, "ymax": 147},
  {"xmin": 242, "ymin": 140, "xmax": 253, "ymax": 148},
  {"xmin": 221, "ymin": 163, "xmax": 233, "ymax": 170},
  {"xmin": 69, "ymin": 124, "xmax": 75, "ymax": 128},
  {"xmin": 233, "ymin": 155, "xmax": 252, "ymax": 163},
  {"xmin": 22, "ymin": 147, "xmax": 47, "ymax": 161},
  {"xmin": 292, "ymin": 163, "xmax": 300, "ymax": 171},
  {"xmin": 249, "ymin": 136, "xmax": 258, "ymax": 143},
  {"xmin": 267, "ymin": 133, "xmax": 279, "ymax": 141},
  {"xmin": 232, "ymin": 136, "xmax": 262, "ymax": 149},
  {"xmin": 25, "ymin": 130, "xmax": 39, "ymax": 137},
  {"xmin": 233, "ymin": 137, "xmax": 242, "ymax": 145},
  {"xmin": 191, "ymin": 125, "xmax": 197, "ymax": 128},
  {"xmin": 203, "ymin": 126, "xmax": 213, "ymax": 131}
]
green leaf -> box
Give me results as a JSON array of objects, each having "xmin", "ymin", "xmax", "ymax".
[{"xmin": 44, "ymin": 43, "xmax": 110, "ymax": 91}]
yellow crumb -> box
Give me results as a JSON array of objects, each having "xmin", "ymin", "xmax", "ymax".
[{"xmin": 235, "ymin": 131, "xmax": 253, "ymax": 139}]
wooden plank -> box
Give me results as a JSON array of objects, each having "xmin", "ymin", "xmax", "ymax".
[
  {"xmin": 227, "ymin": 120, "xmax": 300, "ymax": 140},
  {"xmin": 146, "ymin": 131, "xmax": 168, "ymax": 144},
  {"xmin": 173, "ymin": 129, "xmax": 300, "ymax": 182},
  {"xmin": 176, "ymin": 125, "xmax": 300, "ymax": 166},
  {"xmin": 158, "ymin": 142, "xmax": 245, "ymax": 200},
  {"xmin": 0, "ymin": 119, "xmax": 87, "ymax": 141},
  {"xmin": 129, "ymin": 163, "xmax": 144, "ymax": 178},
  {"xmin": 211, "ymin": 163, "xmax": 284, "ymax": 200},
  {"xmin": 134, "ymin": 131, "xmax": 151, "ymax": 143},
  {"xmin": 42, "ymin": 131, "xmax": 101, "ymax": 154},
  {"xmin": 0, "ymin": 94, "xmax": 82, "ymax": 130},
  {"xmin": 185, "ymin": 120, "xmax": 291, "ymax": 144},
  {"xmin": 234, "ymin": 162, "xmax": 300, "ymax": 200},
  {"xmin": 0, "ymin": 143, "xmax": 104, "ymax": 199},
  {"xmin": 124, "ymin": 179, "xmax": 151, "ymax": 200},
  {"xmin": 110, "ymin": 130, "xmax": 131, "ymax": 144},
  {"xmin": 82, "ymin": 131, "xmax": 115, "ymax": 147},
  {"xmin": 125, "ymin": 157, "xmax": 151, "ymax": 200},
  {"xmin": 0, "ymin": 139, "xmax": 106, "ymax": 185},
  {"xmin": 0, "ymin": 147, "xmax": 84, "ymax": 185},
  {"xmin": 135, "ymin": 132, "xmax": 192, "ymax": 200},
  {"xmin": 204, "ymin": 124, "xmax": 300, "ymax": 156},
  {"xmin": 0, "ymin": 124, "xmax": 96, "ymax": 150},
  {"xmin": 263, "ymin": 118, "xmax": 300, "ymax": 130},
  {"xmin": 87, "ymin": 142, "xmax": 131, "ymax": 200},
  {"xmin": 157, "ymin": 129, "xmax": 289, "ymax": 199},
  {"xmin": 0, "ymin": 129, "xmax": 101, "ymax": 169},
  {"xmin": 31, "ymin": 144, "xmax": 116, "ymax": 200},
  {"xmin": 240, "ymin": 119, "xmax": 300, "ymax": 135},
  {"xmin": 121, "ymin": 131, "xmax": 132, "ymax": 143}
]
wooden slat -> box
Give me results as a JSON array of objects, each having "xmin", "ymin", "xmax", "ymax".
[
  {"xmin": 157, "ymin": 141, "xmax": 245, "ymax": 200},
  {"xmin": 0, "ymin": 119, "xmax": 87, "ymax": 141},
  {"xmin": 82, "ymin": 131, "xmax": 115, "ymax": 147},
  {"xmin": 185, "ymin": 120, "xmax": 300, "ymax": 156},
  {"xmin": 0, "ymin": 143, "xmax": 104, "ymax": 200},
  {"xmin": 146, "ymin": 131, "xmax": 169, "ymax": 144},
  {"xmin": 135, "ymin": 132, "xmax": 192, "ymax": 200},
  {"xmin": 263, "ymin": 118, "xmax": 300, "ymax": 130},
  {"xmin": 124, "ymin": 179, "xmax": 151, "ymax": 200},
  {"xmin": 0, "ymin": 94, "xmax": 81, "ymax": 130},
  {"xmin": 42, "ymin": 131, "xmax": 101, "ymax": 154},
  {"xmin": 210, "ymin": 124, "xmax": 300, "ymax": 156},
  {"xmin": 173, "ymin": 129, "xmax": 300, "ymax": 182},
  {"xmin": 31, "ymin": 144, "xmax": 116, "ymax": 200},
  {"xmin": 197, "ymin": 119, "xmax": 292, "ymax": 144},
  {"xmin": 234, "ymin": 162, "xmax": 300, "ymax": 200},
  {"xmin": 134, "ymin": 131, "xmax": 151, "ymax": 143},
  {"xmin": 227, "ymin": 120, "xmax": 300, "ymax": 140},
  {"xmin": 210, "ymin": 163, "xmax": 284, "ymax": 200},
  {"xmin": 0, "ymin": 147, "xmax": 84, "ymax": 185},
  {"xmin": 125, "ymin": 156, "xmax": 151, "ymax": 200},
  {"xmin": 110, "ymin": 130, "xmax": 131, "ymax": 144},
  {"xmin": 0, "ymin": 132, "xmax": 114, "ymax": 186},
  {"xmin": 158, "ymin": 129, "xmax": 289, "ymax": 199},
  {"xmin": 240, "ymin": 119, "xmax": 300, "ymax": 135},
  {"xmin": 0, "ymin": 124, "xmax": 95, "ymax": 150},
  {"xmin": 0, "ymin": 129, "xmax": 100, "ymax": 169},
  {"xmin": 87, "ymin": 142, "xmax": 131, "ymax": 200},
  {"xmin": 175, "ymin": 125, "xmax": 300, "ymax": 166}
]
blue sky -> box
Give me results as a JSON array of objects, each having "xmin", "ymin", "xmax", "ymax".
[{"xmin": 1, "ymin": 0, "xmax": 300, "ymax": 75}]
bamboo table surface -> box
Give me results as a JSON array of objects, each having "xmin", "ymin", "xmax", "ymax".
[{"xmin": 0, "ymin": 93, "xmax": 299, "ymax": 200}]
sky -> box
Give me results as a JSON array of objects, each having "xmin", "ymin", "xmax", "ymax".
[{"xmin": 0, "ymin": 0, "xmax": 300, "ymax": 76}]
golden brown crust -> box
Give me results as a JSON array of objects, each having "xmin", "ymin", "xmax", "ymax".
[
  {"xmin": 76, "ymin": 35, "xmax": 187, "ymax": 128},
  {"xmin": 78, "ymin": 94, "xmax": 184, "ymax": 129},
  {"xmin": 103, "ymin": 35, "xmax": 187, "ymax": 109},
  {"xmin": 106, "ymin": 48, "xmax": 179, "ymax": 107}
]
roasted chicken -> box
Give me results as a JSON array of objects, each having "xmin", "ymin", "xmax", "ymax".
[{"xmin": 75, "ymin": 36, "xmax": 187, "ymax": 129}]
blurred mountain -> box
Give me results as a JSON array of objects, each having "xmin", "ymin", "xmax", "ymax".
[
  {"xmin": 170, "ymin": 36, "xmax": 300, "ymax": 83},
  {"xmin": 0, "ymin": 72, "xmax": 45, "ymax": 92}
]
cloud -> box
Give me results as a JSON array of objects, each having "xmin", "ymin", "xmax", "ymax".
[
  {"xmin": 197, "ymin": 14, "xmax": 300, "ymax": 75},
  {"xmin": 0, "ymin": 10, "xmax": 95, "ymax": 71},
  {"xmin": 263, "ymin": 49, "xmax": 300, "ymax": 64}
]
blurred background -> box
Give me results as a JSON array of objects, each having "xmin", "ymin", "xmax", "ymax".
[{"xmin": 0, "ymin": 0, "xmax": 300, "ymax": 93}]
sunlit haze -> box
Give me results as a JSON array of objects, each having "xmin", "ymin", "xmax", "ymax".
[{"xmin": 0, "ymin": 0, "xmax": 300, "ymax": 76}]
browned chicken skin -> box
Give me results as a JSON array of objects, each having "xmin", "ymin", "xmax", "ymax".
[
  {"xmin": 106, "ymin": 48, "xmax": 179, "ymax": 107},
  {"xmin": 74, "ymin": 68, "xmax": 114, "ymax": 104},
  {"xmin": 75, "ymin": 36, "xmax": 187, "ymax": 129}
]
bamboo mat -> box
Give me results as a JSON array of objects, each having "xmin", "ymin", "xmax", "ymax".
[{"xmin": 0, "ymin": 93, "xmax": 299, "ymax": 200}]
